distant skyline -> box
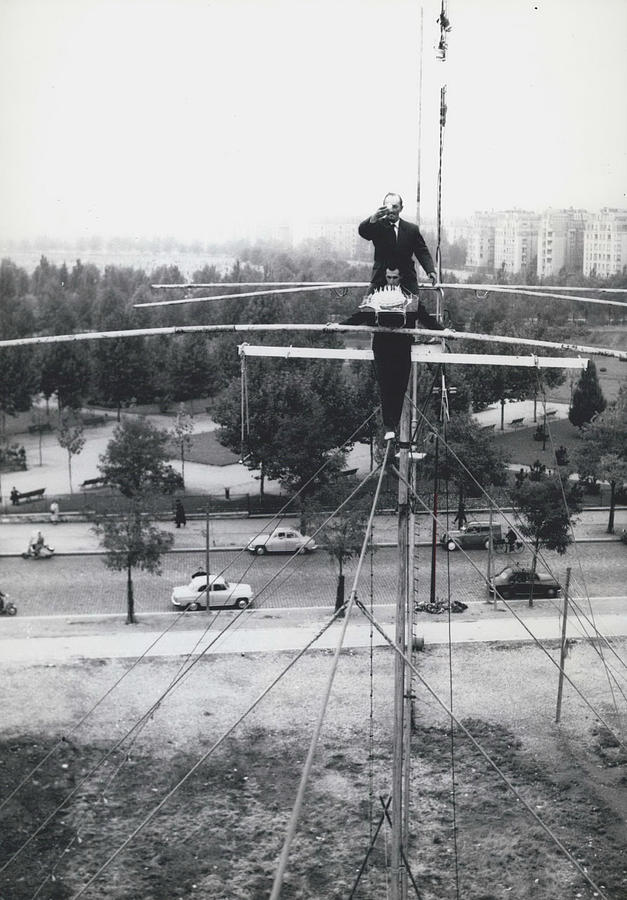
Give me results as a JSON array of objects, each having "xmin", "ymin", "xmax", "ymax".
[{"xmin": 1, "ymin": 0, "xmax": 626, "ymax": 245}]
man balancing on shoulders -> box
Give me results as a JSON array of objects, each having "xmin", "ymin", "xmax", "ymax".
[{"xmin": 343, "ymin": 192, "xmax": 444, "ymax": 440}]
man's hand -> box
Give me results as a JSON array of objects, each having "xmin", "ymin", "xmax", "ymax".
[
  {"xmin": 428, "ymin": 272, "xmax": 438, "ymax": 287},
  {"xmin": 369, "ymin": 206, "xmax": 391, "ymax": 224}
]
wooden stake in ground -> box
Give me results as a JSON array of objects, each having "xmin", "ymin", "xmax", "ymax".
[{"xmin": 555, "ymin": 567, "xmax": 572, "ymax": 724}]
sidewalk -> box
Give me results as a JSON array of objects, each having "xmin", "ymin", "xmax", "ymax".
[
  {"xmin": 0, "ymin": 507, "xmax": 623, "ymax": 555},
  {"xmin": 1, "ymin": 609, "xmax": 624, "ymax": 663}
]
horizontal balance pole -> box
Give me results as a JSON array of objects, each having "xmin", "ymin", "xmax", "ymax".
[
  {"xmin": 238, "ymin": 343, "xmax": 587, "ymax": 369},
  {"xmin": 0, "ymin": 322, "xmax": 623, "ymax": 360}
]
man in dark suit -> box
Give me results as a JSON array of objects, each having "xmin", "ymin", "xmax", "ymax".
[
  {"xmin": 359, "ymin": 192, "xmax": 438, "ymax": 299},
  {"xmin": 342, "ymin": 194, "xmax": 444, "ymax": 438}
]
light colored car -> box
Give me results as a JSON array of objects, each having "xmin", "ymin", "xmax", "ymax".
[
  {"xmin": 246, "ymin": 527, "xmax": 317, "ymax": 555},
  {"xmin": 488, "ymin": 566, "xmax": 561, "ymax": 600},
  {"xmin": 441, "ymin": 522, "xmax": 502, "ymax": 552},
  {"xmin": 171, "ymin": 572, "xmax": 253, "ymax": 611}
]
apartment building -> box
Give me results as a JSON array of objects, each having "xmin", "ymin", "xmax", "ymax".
[
  {"xmin": 583, "ymin": 208, "xmax": 627, "ymax": 277},
  {"xmin": 465, "ymin": 212, "xmax": 496, "ymax": 269},
  {"xmin": 537, "ymin": 209, "xmax": 586, "ymax": 278},
  {"xmin": 493, "ymin": 210, "xmax": 539, "ymax": 274}
]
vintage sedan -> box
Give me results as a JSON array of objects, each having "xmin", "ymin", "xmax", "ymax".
[
  {"xmin": 246, "ymin": 527, "xmax": 317, "ymax": 555},
  {"xmin": 441, "ymin": 522, "xmax": 502, "ymax": 552},
  {"xmin": 488, "ymin": 566, "xmax": 561, "ymax": 600},
  {"xmin": 171, "ymin": 572, "xmax": 253, "ymax": 611}
]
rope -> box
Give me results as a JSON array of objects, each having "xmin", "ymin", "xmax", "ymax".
[
  {"xmin": 20, "ymin": 443, "xmax": 385, "ymax": 891},
  {"xmin": 1, "ymin": 408, "xmax": 380, "ymax": 827},
  {"xmin": 9, "ymin": 463, "xmax": 381, "ymax": 879},
  {"xmin": 392, "ymin": 461, "xmax": 625, "ymax": 747},
  {"xmin": 408, "ymin": 394, "xmax": 627, "ymax": 676},
  {"xmin": 67, "ymin": 610, "xmax": 346, "ymax": 900},
  {"xmin": 533, "ymin": 371, "xmax": 625, "ymax": 725},
  {"xmin": 355, "ymin": 602, "xmax": 611, "ymax": 900},
  {"xmin": 0, "ymin": 611, "xmax": 194, "ymax": 815},
  {"xmin": 348, "ymin": 798, "xmax": 392, "ymax": 899},
  {"xmin": 440, "ymin": 376, "xmax": 462, "ymax": 900},
  {"xmin": 268, "ymin": 439, "xmax": 393, "ymax": 899}
]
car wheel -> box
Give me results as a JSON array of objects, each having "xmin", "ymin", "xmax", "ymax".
[
  {"xmin": 7, "ymin": 605, "xmax": 17, "ymax": 616},
  {"xmin": 447, "ymin": 540, "xmax": 457, "ymax": 552},
  {"xmin": 234, "ymin": 598, "xmax": 248, "ymax": 609},
  {"xmin": 187, "ymin": 601, "xmax": 199, "ymax": 611},
  {"xmin": 546, "ymin": 588, "xmax": 556, "ymax": 598},
  {"xmin": 254, "ymin": 545, "xmax": 267, "ymax": 556},
  {"xmin": 484, "ymin": 539, "xmax": 491, "ymax": 550}
]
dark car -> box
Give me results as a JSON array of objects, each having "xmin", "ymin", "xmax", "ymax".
[
  {"xmin": 441, "ymin": 521, "xmax": 502, "ymax": 552},
  {"xmin": 489, "ymin": 566, "xmax": 561, "ymax": 600}
]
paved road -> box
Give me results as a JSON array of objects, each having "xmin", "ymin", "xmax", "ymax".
[{"xmin": 1, "ymin": 542, "xmax": 624, "ymax": 617}]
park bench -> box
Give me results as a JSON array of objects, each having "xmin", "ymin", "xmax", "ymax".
[
  {"xmin": 81, "ymin": 477, "xmax": 107, "ymax": 489},
  {"xmin": 545, "ymin": 409, "xmax": 557, "ymax": 418},
  {"xmin": 28, "ymin": 422, "xmax": 53, "ymax": 434},
  {"xmin": 509, "ymin": 417, "xmax": 525, "ymax": 428},
  {"xmin": 480, "ymin": 423, "xmax": 496, "ymax": 431},
  {"xmin": 11, "ymin": 487, "xmax": 46, "ymax": 504},
  {"xmin": 340, "ymin": 468, "xmax": 359, "ymax": 478}
]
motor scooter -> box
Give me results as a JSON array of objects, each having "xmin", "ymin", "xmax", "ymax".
[
  {"xmin": 0, "ymin": 594, "xmax": 17, "ymax": 616},
  {"xmin": 21, "ymin": 544, "xmax": 55, "ymax": 560}
]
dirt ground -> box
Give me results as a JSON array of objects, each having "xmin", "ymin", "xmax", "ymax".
[{"xmin": 0, "ymin": 637, "xmax": 625, "ymax": 900}]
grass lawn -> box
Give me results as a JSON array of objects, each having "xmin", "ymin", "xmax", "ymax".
[
  {"xmin": 168, "ymin": 430, "xmax": 239, "ymax": 467},
  {"xmin": 494, "ymin": 417, "xmax": 583, "ymax": 469},
  {"xmin": 1, "ymin": 641, "xmax": 625, "ymax": 899}
]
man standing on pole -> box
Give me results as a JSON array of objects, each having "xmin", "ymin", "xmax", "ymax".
[{"xmin": 343, "ymin": 192, "xmax": 443, "ymax": 439}]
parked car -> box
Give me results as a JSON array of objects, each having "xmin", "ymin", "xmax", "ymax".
[
  {"xmin": 488, "ymin": 566, "xmax": 561, "ymax": 600},
  {"xmin": 441, "ymin": 522, "xmax": 502, "ymax": 552},
  {"xmin": 246, "ymin": 527, "xmax": 317, "ymax": 555},
  {"xmin": 171, "ymin": 572, "xmax": 253, "ymax": 611}
]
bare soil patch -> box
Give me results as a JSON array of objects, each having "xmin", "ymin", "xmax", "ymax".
[{"xmin": 0, "ymin": 638, "xmax": 625, "ymax": 899}]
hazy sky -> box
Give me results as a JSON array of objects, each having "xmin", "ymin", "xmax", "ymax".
[{"xmin": 1, "ymin": 0, "xmax": 626, "ymax": 243}]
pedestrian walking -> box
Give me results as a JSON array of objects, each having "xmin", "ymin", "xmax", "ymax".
[
  {"xmin": 50, "ymin": 500, "xmax": 60, "ymax": 524},
  {"xmin": 174, "ymin": 499, "xmax": 186, "ymax": 528}
]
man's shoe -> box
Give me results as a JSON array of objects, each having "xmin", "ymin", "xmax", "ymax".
[{"xmin": 384, "ymin": 430, "xmax": 395, "ymax": 441}]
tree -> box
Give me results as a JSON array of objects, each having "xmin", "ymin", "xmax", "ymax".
[
  {"xmin": 511, "ymin": 469, "xmax": 582, "ymax": 606},
  {"xmin": 313, "ymin": 488, "xmax": 372, "ymax": 617},
  {"xmin": 91, "ymin": 336, "xmax": 153, "ymax": 419},
  {"xmin": 569, "ymin": 360, "xmax": 606, "ymax": 427},
  {"xmin": 213, "ymin": 360, "xmax": 354, "ymax": 524},
  {"xmin": 98, "ymin": 417, "xmax": 183, "ymax": 497},
  {"xmin": 574, "ymin": 386, "xmax": 627, "ymax": 533},
  {"xmin": 422, "ymin": 411, "xmax": 509, "ymax": 521},
  {"xmin": 39, "ymin": 343, "xmax": 90, "ymax": 411},
  {"xmin": 95, "ymin": 418, "xmax": 181, "ymax": 623},
  {"xmin": 92, "ymin": 513, "xmax": 173, "ymax": 625},
  {"xmin": 171, "ymin": 404, "xmax": 195, "ymax": 485},
  {"xmin": 57, "ymin": 408, "xmax": 85, "ymax": 493}
]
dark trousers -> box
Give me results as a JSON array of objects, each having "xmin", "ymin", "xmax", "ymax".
[{"xmin": 343, "ymin": 291, "xmax": 443, "ymax": 431}]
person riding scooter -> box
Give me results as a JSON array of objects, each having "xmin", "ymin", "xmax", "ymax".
[
  {"xmin": 0, "ymin": 590, "xmax": 17, "ymax": 616},
  {"xmin": 24, "ymin": 530, "xmax": 54, "ymax": 559}
]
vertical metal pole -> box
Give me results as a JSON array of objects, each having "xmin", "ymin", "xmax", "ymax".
[
  {"xmin": 415, "ymin": 6, "xmax": 424, "ymax": 226},
  {"xmin": 488, "ymin": 506, "xmax": 495, "ymax": 608},
  {"xmin": 210, "ymin": 505, "xmax": 211, "ymax": 613},
  {"xmin": 402, "ymin": 363, "xmax": 419, "ymax": 898},
  {"xmin": 391, "ymin": 395, "xmax": 411, "ymax": 900},
  {"xmin": 429, "ymin": 434, "xmax": 439, "ymax": 605},
  {"xmin": 555, "ymin": 568, "xmax": 572, "ymax": 723}
]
